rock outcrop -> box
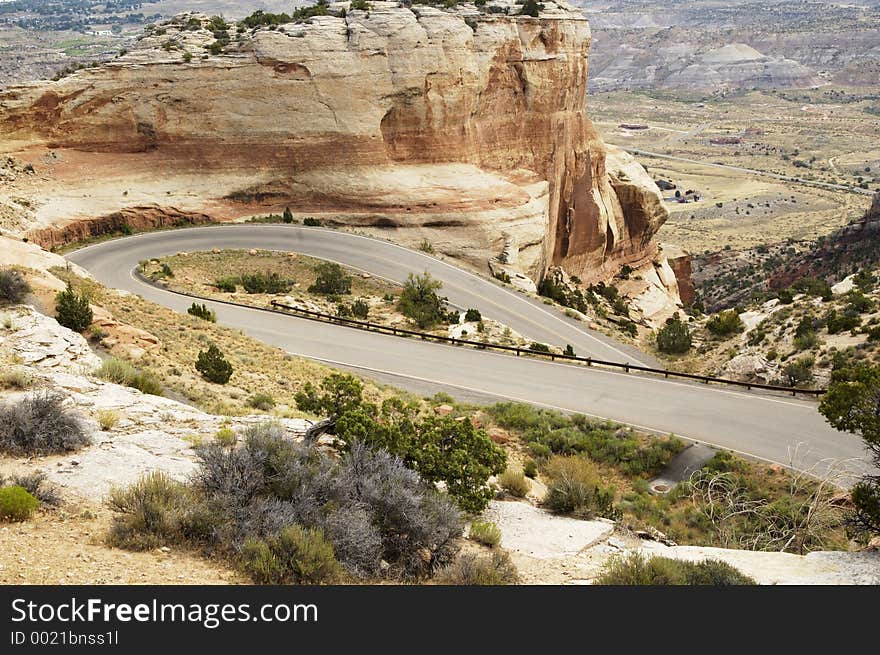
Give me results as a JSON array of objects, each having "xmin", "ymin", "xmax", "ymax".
[{"xmin": 0, "ymin": 2, "xmax": 669, "ymax": 289}]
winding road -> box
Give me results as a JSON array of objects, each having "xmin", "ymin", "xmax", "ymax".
[{"xmin": 67, "ymin": 225, "xmax": 870, "ymax": 477}]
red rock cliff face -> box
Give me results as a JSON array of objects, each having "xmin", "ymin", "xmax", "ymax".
[{"xmin": 0, "ymin": 2, "xmax": 668, "ymax": 283}]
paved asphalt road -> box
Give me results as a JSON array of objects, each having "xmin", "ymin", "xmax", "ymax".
[{"xmin": 67, "ymin": 225, "xmax": 871, "ymax": 478}]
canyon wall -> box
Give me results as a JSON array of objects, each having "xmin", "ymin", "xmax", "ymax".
[{"xmin": 0, "ymin": 1, "xmax": 669, "ymax": 285}]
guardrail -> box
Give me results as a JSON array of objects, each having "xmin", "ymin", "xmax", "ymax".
[
  {"xmin": 134, "ymin": 269, "xmax": 825, "ymax": 397},
  {"xmin": 266, "ymin": 300, "xmax": 825, "ymax": 397}
]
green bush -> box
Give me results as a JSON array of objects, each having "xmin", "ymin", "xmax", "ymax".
[
  {"xmin": 845, "ymin": 290, "xmax": 875, "ymax": 314},
  {"xmin": 0, "ymin": 392, "xmax": 89, "ymax": 455},
  {"xmin": 435, "ymin": 552, "xmax": 519, "ymax": 585},
  {"xmin": 519, "ymin": 0, "xmax": 544, "ymax": 17},
  {"xmin": 308, "ymin": 261, "xmax": 352, "ymax": 295},
  {"xmin": 656, "ymin": 313, "xmax": 692, "ymax": 354},
  {"xmin": 398, "ymin": 272, "xmax": 449, "ymax": 329},
  {"xmin": 595, "ymin": 553, "xmax": 756, "ymax": 585},
  {"xmin": 498, "ymin": 469, "xmax": 530, "ymax": 498},
  {"xmin": 324, "ymin": 379, "xmax": 506, "ymax": 512},
  {"xmin": 295, "ymin": 373, "xmax": 364, "ymax": 416},
  {"xmin": 293, "ymin": 0, "xmax": 330, "ymax": 21},
  {"xmin": 282, "ymin": 207, "xmax": 294, "ymax": 223},
  {"xmin": 55, "ymin": 284, "xmax": 93, "ymax": 332},
  {"xmin": 303, "ymin": 217, "xmax": 322, "ymax": 227},
  {"xmin": 529, "ymin": 342, "xmax": 551, "ymax": 353},
  {"xmin": 239, "ymin": 272, "xmax": 292, "ymax": 294},
  {"xmin": 187, "ymin": 302, "xmax": 216, "ymax": 322},
  {"xmin": 107, "ymin": 472, "xmax": 190, "ymax": 550},
  {"xmin": 468, "ymin": 521, "xmax": 502, "ymax": 547},
  {"xmin": 3, "ymin": 471, "xmax": 60, "ymax": 506},
  {"xmin": 0, "ymin": 486, "xmax": 40, "ymax": 522},
  {"xmin": 350, "ymin": 299, "xmax": 369, "ymax": 319},
  {"xmin": 215, "ymin": 277, "xmax": 237, "ymax": 293},
  {"xmin": 542, "ymin": 456, "xmax": 619, "ymax": 520},
  {"xmin": 241, "ymin": 10, "xmax": 292, "ymax": 28},
  {"xmin": 96, "ymin": 358, "xmax": 163, "ymax": 396},
  {"xmin": 241, "ymin": 525, "xmax": 343, "ymax": 584},
  {"xmin": 0, "ymin": 268, "xmax": 30, "ymax": 304},
  {"xmin": 825, "ymin": 308, "xmax": 861, "ymax": 334},
  {"xmin": 791, "ymin": 277, "xmax": 832, "ymax": 301},
  {"xmin": 247, "ymin": 393, "xmax": 275, "ymax": 411},
  {"xmin": 464, "ymin": 308, "xmax": 482, "ymax": 323},
  {"xmin": 486, "ymin": 402, "xmax": 683, "ymax": 477},
  {"xmin": 523, "ymin": 460, "xmax": 538, "ymax": 478},
  {"xmin": 195, "ymin": 344, "xmax": 233, "ymax": 384},
  {"xmin": 706, "ymin": 310, "xmax": 744, "ymax": 337},
  {"xmin": 853, "ymin": 269, "xmax": 876, "ymax": 293}
]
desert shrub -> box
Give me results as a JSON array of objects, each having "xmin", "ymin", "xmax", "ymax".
[
  {"xmin": 303, "ymin": 217, "xmax": 321, "ymax": 226},
  {"xmin": 192, "ymin": 431, "xmax": 462, "ymax": 580},
  {"xmin": 350, "ymin": 299, "xmax": 369, "ymax": 319},
  {"xmin": 523, "ymin": 459, "xmax": 538, "ymax": 478},
  {"xmin": 845, "ymin": 290, "xmax": 875, "ymax": 314},
  {"xmin": 308, "ymin": 262, "xmax": 352, "ymax": 295},
  {"xmin": 215, "ymin": 277, "xmax": 237, "ymax": 293},
  {"xmin": 241, "ymin": 10, "xmax": 292, "ymax": 28},
  {"xmin": 468, "ymin": 521, "xmax": 502, "ymax": 547},
  {"xmin": 0, "ymin": 392, "xmax": 89, "ymax": 455},
  {"xmin": 293, "ymin": 1, "xmax": 330, "ymax": 21},
  {"xmin": 5, "ymin": 471, "xmax": 61, "ymax": 506},
  {"xmin": 656, "ymin": 313, "xmax": 692, "ymax": 354},
  {"xmin": 487, "ymin": 403, "xmax": 682, "ymax": 477},
  {"xmin": 294, "ymin": 373, "xmax": 364, "ymax": 416},
  {"xmin": 794, "ymin": 328, "xmax": 819, "ymax": 351},
  {"xmin": 435, "ymin": 552, "xmax": 519, "ymax": 585},
  {"xmin": 241, "ymin": 525, "xmax": 343, "ymax": 584},
  {"xmin": 187, "ymin": 303, "xmax": 216, "ymax": 322},
  {"xmin": 0, "ymin": 268, "xmax": 30, "ymax": 304},
  {"xmin": 107, "ymin": 472, "xmax": 191, "ymax": 550},
  {"xmin": 595, "ymin": 553, "xmax": 756, "ymax": 585},
  {"xmin": 529, "ymin": 342, "xmax": 551, "ymax": 353},
  {"xmin": 247, "ymin": 393, "xmax": 275, "ymax": 411},
  {"xmin": 464, "ymin": 308, "xmax": 482, "ymax": 323},
  {"xmin": 498, "ymin": 469, "xmax": 530, "ymax": 498},
  {"xmin": 825, "ymin": 308, "xmax": 861, "ymax": 334},
  {"xmin": 196, "ymin": 344, "xmax": 233, "ymax": 384},
  {"xmin": 55, "ymin": 284, "xmax": 93, "ymax": 332},
  {"xmin": 0, "ymin": 369, "xmax": 33, "ymax": 390},
  {"xmin": 214, "ymin": 426, "xmax": 236, "ymax": 446},
  {"xmin": 706, "ymin": 310, "xmax": 744, "ymax": 337},
  {"xmin": 337, "ymin": 407, "xmax": 507, "ymax": 513},
  {"xmin": 791, "ymin": 277, "xmax": 832, "ymax": 301},
  {"xmin": 0, "ymin": 486, "xmax": 39, "ymax": 522},
  {"xmin": 542, "ymin": 456, "xmax": 619, "ymax": 520},
  {"xmin": 398, "ymin": 272, "xmax": 449, "ymax": 329},
  {"xmin": 239, "ymin": 272, "xmax": 292, "ymax": 294},
  {"xmin": 779, "ymin": 359, "xmax": 815, "ymax": 387},
  {"xmin": 519, "ymin": 0, "xmax": 544, "ymax": 17},
  {"xmin": 282, "ymin": 207, "xmax": 294, "ymax": 223},
  {"xmin": 853, "ymin": 269, "xmax": 876, "ymax": 293},
  {"xmin": 97, "ymin": 409, "xmax": 120, "ymax": 431},
  {"xmin": 96, "ymin": 358, "xmax": 163, "ymax": 396}
]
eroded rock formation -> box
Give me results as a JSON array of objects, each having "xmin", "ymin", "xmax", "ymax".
[{"xmin": 0, "ymin": 1, "xmax": 669, "ymax": 288}]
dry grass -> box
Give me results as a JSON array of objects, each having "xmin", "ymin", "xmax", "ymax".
[{"xmin": 50, "ymin": 268, "xmax": 398, "ymax": 417}]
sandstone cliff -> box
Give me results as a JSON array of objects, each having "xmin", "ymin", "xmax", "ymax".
[{"xmin": 0, "ymin": 1, "xmax": 669, "ymax": 288}]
